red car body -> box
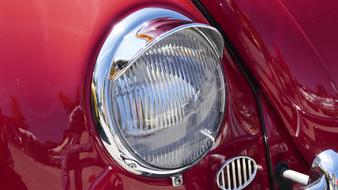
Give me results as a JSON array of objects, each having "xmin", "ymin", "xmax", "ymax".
[{"xmin": 0, "ymin": 0, "xmax": 336, "ymax": 189}]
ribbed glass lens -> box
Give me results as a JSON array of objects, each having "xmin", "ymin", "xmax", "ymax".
[{"xmin": 108, "ymin": 28, "xmax": 225, "ymax": 169}]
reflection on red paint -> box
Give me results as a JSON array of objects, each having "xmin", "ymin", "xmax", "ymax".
[
  {"xmin": 0, "ymin": 95, "xmax": 104, "ymax": 190},
  {"xmin": 200, "ymin": 0, "xmax": 338, "ymax": 165}
]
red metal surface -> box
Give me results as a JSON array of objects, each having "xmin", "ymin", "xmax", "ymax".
[
  {"xmin": 200, "ymin": 0, "xmax": 338, "ymax": 167},
  {"xmin": 259, "ymin": 94, "xmax": 309, "ymax": 188},
  {"xmin": 0, "ymin": 0, "xmax": 270, "ymax": 189}
]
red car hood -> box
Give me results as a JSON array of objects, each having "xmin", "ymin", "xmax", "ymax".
[
  {"xmin": 272, "ymin": 0, "xmax": 338, "ymax": 160},
  {"xmin": 282, "ymin": 0, "xmax": 338, "ymax": 83},
  {"xmin": 200, "ymin": 0, "xmax": 338, "ymax": 164}
]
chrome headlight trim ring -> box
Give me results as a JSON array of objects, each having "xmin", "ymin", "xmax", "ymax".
[{"xmin": 91, "ymin": 7, "xmax": 225, "ymax": 177}]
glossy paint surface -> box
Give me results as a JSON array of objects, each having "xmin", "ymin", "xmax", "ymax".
[
  {"xmin": 0, "ymin": 0, "xmax": 269, "ymax": 189},
  {"xmin": 259, "ymin": 95, "xmax": 309, "ymax": 189},
  {"xmin": 199, "ymin": 0, "xmax": 338, "ymax": 166}
]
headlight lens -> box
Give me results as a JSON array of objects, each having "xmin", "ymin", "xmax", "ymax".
[
  {"xmin": 111, "ymin": 29, "xmax": 225, "ymax": 169},
  {"xmin": 92, "ymin": 8, "xmax": 225, "ymax": 176}
]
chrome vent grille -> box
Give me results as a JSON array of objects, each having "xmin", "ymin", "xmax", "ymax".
[{"xmin": 217, "ymin": 156, "xmax": 257, "ymax": 190}]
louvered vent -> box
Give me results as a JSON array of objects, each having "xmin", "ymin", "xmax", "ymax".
[{"xmin": 217, "ymin": 156, "xmax": 257, "ymax": 190}]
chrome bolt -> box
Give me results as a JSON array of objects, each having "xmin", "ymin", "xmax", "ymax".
[{"xmin": 171, "ymin": 174, "xmax": 183, "ymax": 187}]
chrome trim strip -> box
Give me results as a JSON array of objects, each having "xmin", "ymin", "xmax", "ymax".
[
  {"xmin": 232, "ymin": 161, "xmax": 236, "ymax": 188},
  {"xmin": 237, "ymin": 159, "xmax": 242, "ymax": 186},
  {"xmin": 227, "ymin": 164, "xmax": 231, "ymax": 189}
]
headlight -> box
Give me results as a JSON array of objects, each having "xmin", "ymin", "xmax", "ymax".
[{"xmin": 91, "ymin": 8, "xmax": 225, "ymax": 176}]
